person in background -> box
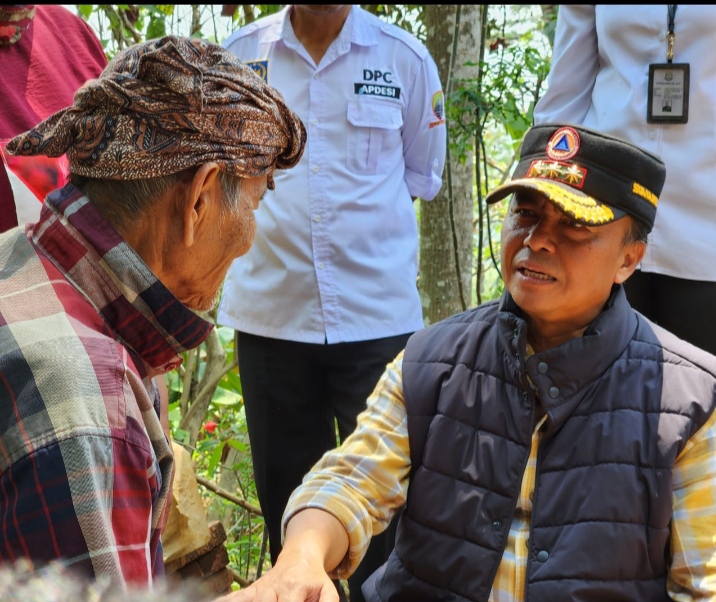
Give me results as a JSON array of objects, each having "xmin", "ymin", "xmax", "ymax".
[
  {"xmin": 222, "ymin": 124, "xmax": 716, "ymax": 602},
  {"xmin": 0, "ymin": 4, "xmax": 107, "ymax": 232},
  {"xmin": 533, "ymin": 5, "xmax": 716, "ymax": 354},
  {"xmin": 217, "ymin": 5, "xmax": 446, "ymax": 601},
  {"xmin": 0, "ymin": 35, "xmax": 305, "ymax": 588}
]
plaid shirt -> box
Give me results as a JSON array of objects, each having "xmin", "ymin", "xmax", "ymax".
[
  {"xmin": 0, "ymin": 184, "xmax": 212, "ymax": 587},
  {"xmin": 285, "ymin": 351, "xmax": 716, "ymax": 600}
]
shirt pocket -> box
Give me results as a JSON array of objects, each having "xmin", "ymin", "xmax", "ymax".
[{"xmin": 346, "ymin": 100, "xmax": 403, "ymax": 175}]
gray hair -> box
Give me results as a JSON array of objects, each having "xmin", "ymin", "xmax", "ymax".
[{"xmin": 69, "ymin": 169, "xmax": 244, "ymax": 232}]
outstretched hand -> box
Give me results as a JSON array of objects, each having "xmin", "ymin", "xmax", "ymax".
[
  {"xmin": 219, "ymin": 508, "xmax": 351, "ymax": 602},
  {"xmin": 217, "ymin": 552, "xmax": 340, "ymax": 602}
]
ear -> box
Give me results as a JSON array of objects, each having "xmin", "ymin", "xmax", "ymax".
[
  {"xmin": 614, "ymin": 240, "xmax": 646, "ymax": 285},
  {"xmin": 181, "ymin": 162, "xmax": 221, "ymax": 247}
]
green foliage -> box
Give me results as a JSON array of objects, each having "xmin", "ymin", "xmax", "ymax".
[
  {"xmin": 445, "ymin": 5, "xmax": 553, "ymax": 305},
  {"xmin": 165, "ymin": 327, "xmax": 269, "ymax": 583},
  {"xmin": 364, "ymin": 5, "xmax": 426, "ymax": 40}
]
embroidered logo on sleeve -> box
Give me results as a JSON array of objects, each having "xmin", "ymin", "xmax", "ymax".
[
  {"xmin": 246, "ymin": 60, "xmax": 269, "ymax": 83},
  {"xmin": 429, "ymin": 90, "xmax": 445, "ymax": 128}
]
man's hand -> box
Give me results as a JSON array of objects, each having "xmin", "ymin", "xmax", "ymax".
[
  {"xmin": 219, "ymin": 508, "xmax": 350, "ymax": 602},
  {"xmin": 218, "ymin": 551, "xmax": 339, "ymax": 602}
]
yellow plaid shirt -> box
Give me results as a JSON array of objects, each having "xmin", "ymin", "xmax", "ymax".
[{"xmin": 284, "ymin": 351, "xmax": 716, "ymax": 600}]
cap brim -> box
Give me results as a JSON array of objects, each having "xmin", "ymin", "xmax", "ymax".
[{"xmin": 485, "ymin": 178, "xmax": 626, "ymax": 226}]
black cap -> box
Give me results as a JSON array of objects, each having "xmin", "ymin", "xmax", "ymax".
[{"xmin": 485, "ymin": 124, "xmax": 666, "ymax": 232}]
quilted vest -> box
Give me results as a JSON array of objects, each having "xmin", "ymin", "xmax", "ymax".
[{"xmin": 363, "ymin": 286, "xmax": 716, "ymax": 602}]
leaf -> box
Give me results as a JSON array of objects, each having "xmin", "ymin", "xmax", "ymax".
[
  {"xmin": 77, "ymin": 5, "xmax": 93, "ymax": 19},
  {"xmin": 146, "ymin": 16, "xmax": 166, "ymax": 40},
  {"xmin": 226, "ymin": 439, "xmax": 247, "ymax": 453},
  {"xmin": 211, "ymin": 385, "xmax": 243, "ymax": 407},
  {"xmin": 206, "ymin": 440, "xmax": 226, "ymax": 477},
  {"xmin": 168, "ymin": 403, "xmax": 182, "ymax": 427},
  {"xmin": 221, "ymin": 369, "xmax": 243, "ymax": 396},
  {"xmin": 216, "ymin": 326, "xmax": 236, "ymax": 349},
  {"xmin": 173, "ymin": 428, "xmax": 190, "ymax": 445}
]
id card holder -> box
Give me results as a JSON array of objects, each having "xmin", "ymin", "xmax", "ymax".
[{"xmin": 647, "ymin": 63, "xmax": 689, "ymax": 124}]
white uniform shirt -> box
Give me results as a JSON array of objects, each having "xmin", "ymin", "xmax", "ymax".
[
  {"xmin": 533, "ymin": 5, "xmax": 716, "ymax": 282},
  {"xmin": 218, "ymin": 6, "xmax": 446, "ymax": 343}
]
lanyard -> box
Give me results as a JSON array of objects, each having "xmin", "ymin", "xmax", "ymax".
[{"xmin": 667, "ymin": 4, "xmax": 677, "ymax": 63}]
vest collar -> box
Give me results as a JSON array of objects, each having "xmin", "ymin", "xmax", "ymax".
[{"xmin": 498, "ymin": 286, "xmax": 637, "ymax": 432}]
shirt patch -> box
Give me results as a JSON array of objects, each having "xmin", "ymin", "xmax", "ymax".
[
  {"xmin": 432, "ymin": 90, "xmax": 444, "ymax": 120},
  {"xmin": 354, "ymin": 83, "xmax": 401, "ymax": 99},
  {"xmin": 246, "ymin": 59, "xmax": 269, "ymax": 83}
]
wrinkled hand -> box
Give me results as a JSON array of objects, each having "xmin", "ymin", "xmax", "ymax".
[{"xmin": 217, "ymin": 551, "xmax": 339, "ymax": 602}]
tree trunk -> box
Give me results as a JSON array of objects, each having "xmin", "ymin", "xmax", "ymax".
[{"xmin": 420, "ymin": 5, "xmax": 482, "ymax": 324}]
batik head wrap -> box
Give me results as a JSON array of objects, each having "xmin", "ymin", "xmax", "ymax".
[
  {"xmin": 0, "ymin": 5, "xmax": 35, "ymax": 46},
  {"xmin": 5, "ymin": 35, "xmax": 306, "ymax": 189}
]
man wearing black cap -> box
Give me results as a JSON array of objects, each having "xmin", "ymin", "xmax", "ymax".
[{"xmin": 224, "ymin": 124, "xmax": 716, "ymax": 602}]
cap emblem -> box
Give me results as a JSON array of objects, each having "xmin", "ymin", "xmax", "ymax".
[
  {"xmin": 527, "ymin": 160, "xmax": 587, "ymax": 189},
  {"xmin": 546, "ymin": 127, "xmax": 580, "ymax": 161}
]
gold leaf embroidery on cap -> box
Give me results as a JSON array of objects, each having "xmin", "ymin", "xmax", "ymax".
[{"xmin": 530, "ymin": 180, "xmax": 615, "ymax": 224}]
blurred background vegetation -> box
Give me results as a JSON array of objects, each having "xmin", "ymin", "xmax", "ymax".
[{"xmin": 72, "ymin": 3, "xmax": 557, "ymax": 591}]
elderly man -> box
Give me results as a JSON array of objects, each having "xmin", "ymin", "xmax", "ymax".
[
  {"xmin": 0, "ymin": 36, "xmax": 305, "ymax": 588},
  {"xmin": 225, "ymin": 124, "xmax": 716, "ymax": 602}
]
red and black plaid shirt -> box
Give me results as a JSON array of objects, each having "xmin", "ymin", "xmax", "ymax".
[{"xmin": 0, "ymin": 184, "xmax": 212, "ymax": 586}]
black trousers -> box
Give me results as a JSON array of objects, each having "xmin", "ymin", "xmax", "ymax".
[
  {"xmin": 623, "ymin": 270, "xmax": 716, "ymax": 355},
  {"xmin": 237, "ymin": 331, "xmax": 411, "ymax": 602}
]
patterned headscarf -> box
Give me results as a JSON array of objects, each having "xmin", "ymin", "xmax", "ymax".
[
  {"xmin": 0, "ymin": 5, "xmax": 35, "ymax": 46},
  {"xmin": 5, "ymin": 35, "xmax": 306, "ymax": 189}
]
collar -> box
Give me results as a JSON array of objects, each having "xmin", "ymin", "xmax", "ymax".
[
  {"xmin": 267, "ymin": 6, "xmax": 379, "ymax": 47},
  {"xmin": 497, "ymin": 285, "xmax": 637, "ymax": 434},
  {"xmin": 28, "ymin": 184, "xmax": 213, "ymax": 376}
]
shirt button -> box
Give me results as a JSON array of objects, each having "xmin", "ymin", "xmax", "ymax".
[
  {"xmin": 318, "ymin": 263, "xmax": 325, "ymax": 269},
  {"xmin": 537, "ymin": 550, "xmax": 549, "ymax": 562},
  {"xmin": 310, "ymin": 119, "xmax": 318, "ymax": 126},
  {"xmin": 312, "ymin": 166, "xmax": 320, "ymax": 173},
  {"xmin": 492, "ymin": 520, "xmax": 503, "ymax": 531},
  {"xmin": 313, "ymin": 73, "xmax": 320, "ymax": 79},
  {"xmin": 313, "ymin": 215, "xmax": 322, "ymax": 222},
  {"xmin": 537, "ymin": 362, "xmax": 548, "ymax": 374},
  {"xmin": 548, "ymin": 386, "xmax": 560, "ymax": 399}
]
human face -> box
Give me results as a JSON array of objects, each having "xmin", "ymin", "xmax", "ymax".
[
  {"xmin": 177, "ymin": 172, "xmax": 267, "ymax": 312},
  {"xmin": 501, "ymin": 191, "xmax": 644, "ymax": 348}
]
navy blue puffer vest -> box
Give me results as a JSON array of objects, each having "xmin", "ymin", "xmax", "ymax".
[{"xmin": 364, "ymin": 286, "xmax": 716, "ymax": 602}]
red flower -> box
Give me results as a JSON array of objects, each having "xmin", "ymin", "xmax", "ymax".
[{"xmin": 203, "ymin": 421, "xmax": 218, "ymax": 434}]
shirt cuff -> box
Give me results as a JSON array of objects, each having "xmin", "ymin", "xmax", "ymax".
[
  {"xmin": 282, "ymin": 488, "xmax": 374, "ymax": 580},
  {"xmin": 405, "ymin": 164, "xmax": 443, "ymax": 201}
]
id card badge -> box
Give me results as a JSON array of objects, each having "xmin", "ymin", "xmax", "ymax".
[{"xmin": 647, "ymin": 63, "xmax": 690, "ymax": 123}]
